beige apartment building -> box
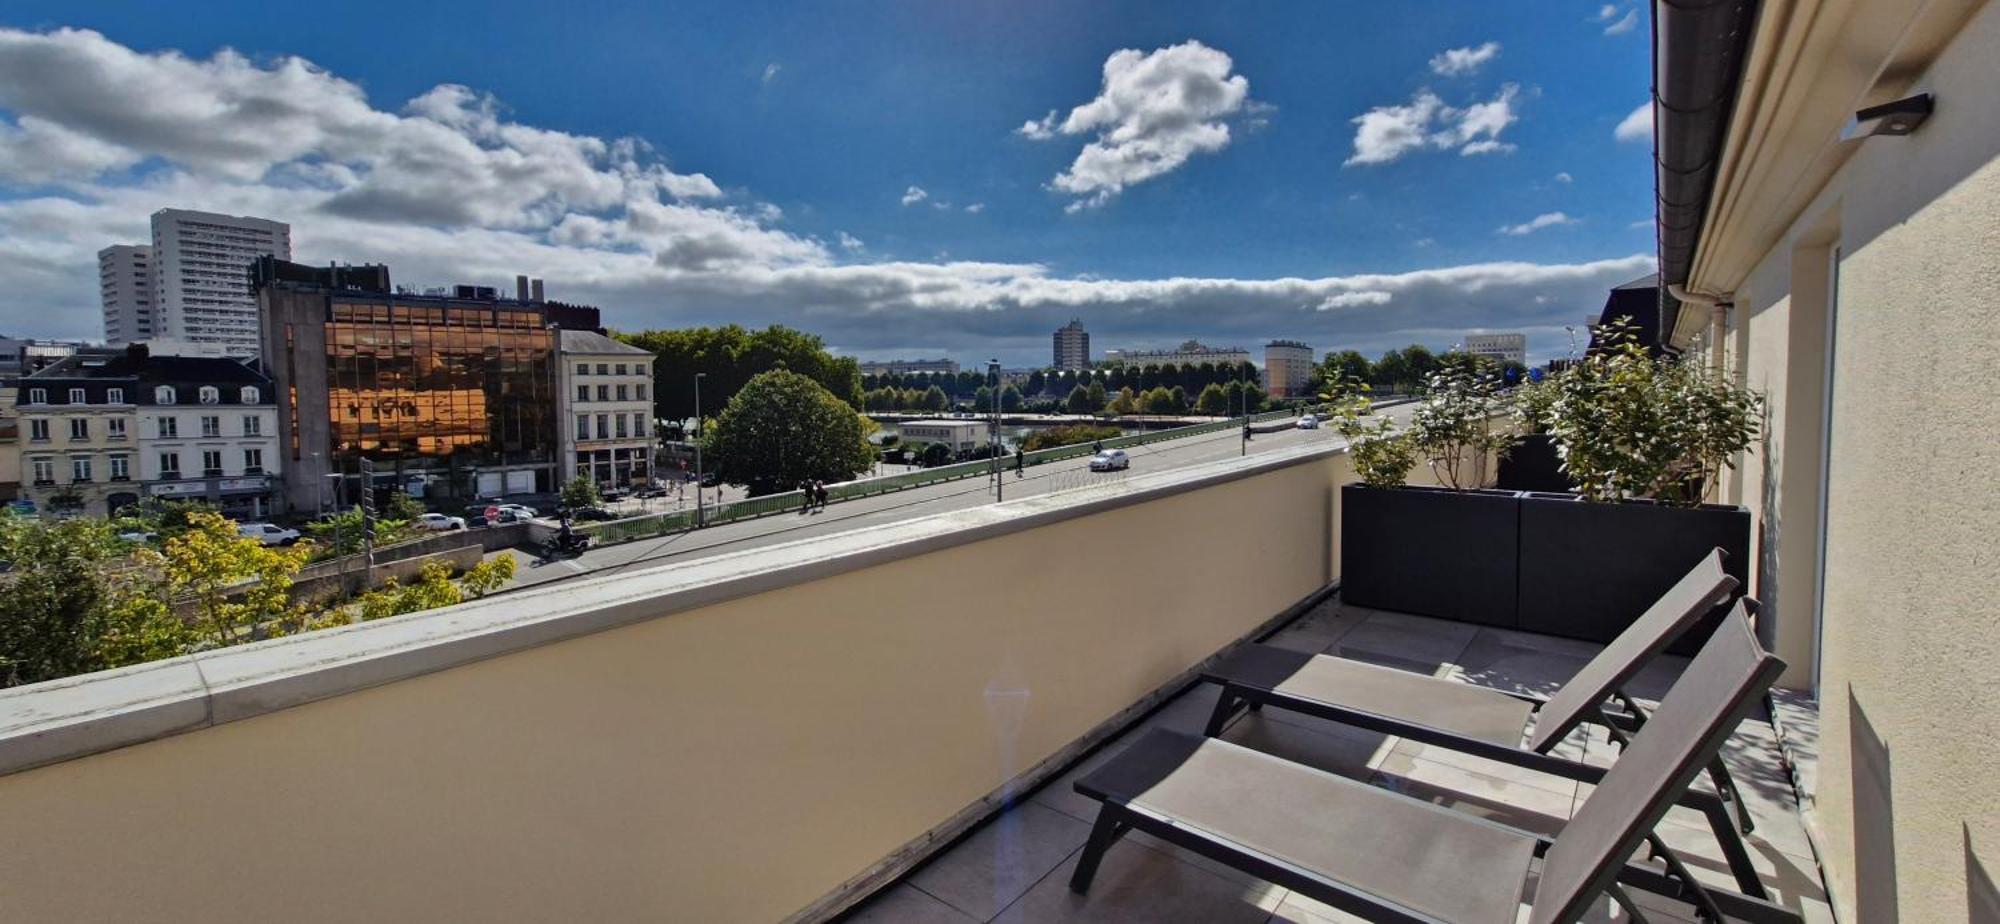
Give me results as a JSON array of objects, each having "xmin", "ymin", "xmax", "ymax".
[
  {"xmin": 1658, "ymin": 0, "xmax": 2000, "ymax": 919},
  {"xmin": 556, "ymin": 330, "xmax": 656, "ymax": 491},
  {"xmin": 13, "ymin": 357, "xmax": 141, "ymax": 517}
]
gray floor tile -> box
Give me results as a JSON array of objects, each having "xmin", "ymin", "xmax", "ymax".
[
  {"xmin": 1328, "ymin": 612, "xmax": 1478, "ymax": 675},
  {"xmin": 1451, "ymin": 629, "xmax": 1595, "ymax": 700},
  {"xmin": 909, "ymin": 802, "xmax": 1093, "ymax": 921},
  {"xmin": 1219, "ymin": 710, "xmax": 1390, "ymax": 778},
  {"xmin": 994, "ymin": 839, "xmax": 1280, "ymax": 924},
  {"xmin": 843, "ymin": 884, "xmax": 982, "ymax": 924}
]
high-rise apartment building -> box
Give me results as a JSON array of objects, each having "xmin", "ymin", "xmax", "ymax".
[
  {"xmin": 1462, "ymin": 332, "xmax": 1527, "ymax": 366},
  {"xmin": 1103, "ymin": 340, "xmax": 1253, "ymax": 368},
  {"xmin": 1052, "ymin": 319, "xmax": 1090, "ymax": 370},
  {"xmin": 152, "ymin": 209, "xmax": 292, "ymax": 355},
  {"xmin": 98, "ymin": 244, "xmax": 156, "ymax": 345},
  {"xmin": 1263, "ymin": 340, "xmax": 1315, "ymax": 398}
]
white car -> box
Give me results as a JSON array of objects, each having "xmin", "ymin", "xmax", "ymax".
[
  {"xmin": 417, "ymin": 512, "xmax": 467, "ymax": 531},
  {"xmin": 1088, "ymin": 449, "xmax": 1131, "ymax": 472},
  {"xmin": 497, "ymin": 503, "xmax": 539, "ymax": 519},
  {"xmin": 237, "ymin": 522, "xmax": 301, "ymax": 546},
  {"xmin": 1296, "ymin": 415, "xmax": 1321, "ymax": 430}
]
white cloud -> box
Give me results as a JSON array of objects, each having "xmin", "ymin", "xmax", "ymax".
[
  {"xmin": 0, "ymin": 27, "xmax": 1657, "ymax": 366},
  {"xmin": 1318, "ymin": 290, "xmax": 1394, "ymax": 310},
  {"xmin": 964, "ymin": 202, "xmax": 985, "ymax": 214},
  {"xmin": 1428, "ymin": 42, "xmax": 1500, "ymax": 77},
  {"xmin": 1021, "ymin": 40, "xmax": 1257, "ymax": 210},
  {"xmin": 1614, "ymin": 102, "xmax": 1653, "ymax": 142},
  {"xmin": 900, "ymin": 185, "xmax": 928, "ymax": 206},
  {"xmin": 1345, "ymin": 84, "xmax": 1520, "ymax": 166},
  {"xmin": 1498, "ymin": 212, "xmax": 1579, "ymax": 236},
  {"xmin": 1603, "ymin": 9, "xmax": 1640, "ymax": 35},
  {"xmin": 1554, "ymin": 171, "xmax": 1573, "ymax": 183},
  {"xmin": 762, "ymin": 62, "xmax": 781, "ymax": 84}
]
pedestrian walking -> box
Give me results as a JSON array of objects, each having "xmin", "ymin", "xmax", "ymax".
[{"xmin": 813, "ymin": 480, "xmax": 828, "ymax": 511}]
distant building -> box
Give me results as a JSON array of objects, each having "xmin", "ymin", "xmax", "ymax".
[
  {"xmin": 1462, "ymin": 332, "xmax": 1527, "ymax": 366},
  {"xmin": 859, "ymin": 358, "xmax": 960, "ymax": 377},
  {"xmin": 12, "ymin": 345, "xmax": 279, "ymax": 518},
  {"xmin": 1264, "ymin": 340, "xmax": 1315, "ymax": 398},
  {"xmin": 151, "ymin": 208, "xmax": 292, "ymax": 356},
  {"xmin": 99, "ymin": 244, "xmax": 157, "ymax": 345},
  {"xmin": 558, "ymin": 330, "xmax": 656, "ymax": 491},
  {"xmin": 1053, "ymin": 319, "xmax": 1090, "ymax": 371},
  {"xmin": 1104, "ymin": 340, "xmax": 1253, "ymax": 369},
  {"xmin": 254, "ymin": 257, "xmax": 599, "ymax": 512},
  {"xmin": 898, "ymin": 419, "xmax": 987, "ymax": 454},
  {"xmin": 0, "ymin": 337, "xmax": 91, "ymax": 378}
]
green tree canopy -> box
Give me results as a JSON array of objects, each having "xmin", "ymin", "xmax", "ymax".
[
  {"xmin": 616, "ymin": 325, "xmax": 864, "ymax": 425},
  {"xmin": 704, "ymin": 369, "xmax": 877, "ymax": 495},
  {"xmin": 1194, "ymin": 382, "xmax": 1230, "ymax": 415}
]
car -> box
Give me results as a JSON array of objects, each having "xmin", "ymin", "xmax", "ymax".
[
  {"xmin": 1295, "ymin": 415, "xmax": 1321, "ymax": 430},
  {"xmin": 632, "ymin": 484, "xmax": 668, "ymax": 499},
  {"xmin": 416, "ymin": 512, "xmax": 467, "ymax": 531},
  {"xmin": 569, "ymin": 506, "xmax": 618, "ymax": 522},
  {"xmin": 497, "ymin": 503, "xmax": 538, "ymax": 519},
  {"xmin": 237, "ymin": 522, "xmax": 301, "ymax": 546},
  {"xmin": 1088, "ymin": 449, "xmax": 1130, "ymax": 472}
]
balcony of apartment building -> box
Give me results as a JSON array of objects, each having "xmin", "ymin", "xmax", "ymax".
[{"xmin": 0, "ymin": 436, "xmax": 1835, "ymax": 923}]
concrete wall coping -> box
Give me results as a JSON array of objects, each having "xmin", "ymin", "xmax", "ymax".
[{"xmin": 0, "ymin": 438, "xmax": 1352, "ymax": 777}]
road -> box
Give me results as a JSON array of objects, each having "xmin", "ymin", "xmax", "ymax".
[{"xmin": 492, "ymin": 406, "xmax": 1411, "ymax": 591}]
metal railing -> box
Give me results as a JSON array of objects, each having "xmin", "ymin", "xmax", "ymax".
[{"xmin": 577, "ymin": 410, "xmax": 1311, "ymax": 544}]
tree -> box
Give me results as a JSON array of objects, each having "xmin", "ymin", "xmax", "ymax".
[
  {"xmin": 1408, "ymin": 364, "xmax": 1515, "ymax": 489},
  {"xmin": 1194, "ymin": 382, "xmax": 1230, "ymax": 415},
  {"xmin": 1065, "ymin": 384, "xmax": 1092, "ymax": 414},
  {"xmin": 1373, "ymin": 350, "xmax": 1410, "ymax": 393},
  {"xmin": 457, "ymin": 556, "xmax": 517, "ymax": 599},
  {"xmin": 152, "ymin": 511, "xmax": 311, "ymax": 647},
  {"xmin": 1025, "ymin": 369, "xmax": 1046, "ymax": 396},
  {"xmin": 616, "ymin": 324, "xmax": 864, "ymax": 425},
  {"xmin": 1401, "ymin": 344, "xmax": 1439, "ymax": 391},
  {"xmin": 1316, "ymin": 350, "xmax": 1374, "ymax": 397},
  {"xmin": 0, "ymin": 517, "xmax": 123, "ymax": 686},
  {"xmin": 704, "ymin": 369, "xmax": 877, "ymax": 495},
  {"xmin": 921, "ymin": 384, "xmax": 949, "ymax": 411},
  {"xmin": 1085, "ymin": 380, "xmax": 1108, "ymax": 412},
  {"xmin": 560, "ymin": 476, "xmax": 602, "ymax": 511},
  {"xmin": 384, "ymin": 490, "xmax": 426, "ymax": 522},
  {"xmin": 999, "ymin": 384, "xmax": 1023, "ymax": 412},
  {"xmin": 1106, "ymin": 386, "xmax": 1138, "ymax": 416}
]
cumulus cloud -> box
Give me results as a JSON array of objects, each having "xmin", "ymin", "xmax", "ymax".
[
  {"xmin": 964, "ymin": 202, "xmax": 985, "ymax": 214},
  {"xmin": 1020, "ymin": 40, "xmax": 1257, "ymax": 210},
  {"xmin": 1497, "ymin": 212, "xmax": 1579, "ymax": 236},
  {"xmin": 1603, "ymin": 9, "xmax": 1640, "ymax": 35},
  {"xmin": 762, "ymin": 62, "xmax": 781, "ymax": 84},
  {"xmin": 0, "ymin": 27, "xmax": 1654, "ymax": 366},
  {"xmin": 1555, "ymin": 171, "xmax": 1573, "ymax": 183},
  {"xmin": 1614, "ymin": 102, "xmax": 1653, "ymax": 142},
  {"xmin": 899, "ymin": 185, "xmax": 928, "ymax": 206},
  {"xmin": 1428, "ymin": 42, "xmax": 1500, "ymax": 76},
  {"xmin": 1345, "ymin": 84, "xmax": 1519, "ymax": 166}
]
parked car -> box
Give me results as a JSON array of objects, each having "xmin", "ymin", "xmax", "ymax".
[
  {"xmin": 497, "ymin": 503, "xmax": 539, "ymax": 519},
  {"xmin": 1088, "ymin": 449, "xmax": 1131, "ymax": 472},
  {"xmin": 237, "ymin": 522, "xmax": 301, "ymax": 546},
  {"xmin": 632, "ymin": 484, "xmax": 668, "ymax": 499},
  {"xmin": 569, "ymin": 507, "xmax": 618, "ymax": 522},
  {"xmin": 417, "ymin": 512, "xmax": 467, "ymax": 531},
  {"xmin": 1296, "ymin": 415, "xmax": 1321, "ymax": 430}
]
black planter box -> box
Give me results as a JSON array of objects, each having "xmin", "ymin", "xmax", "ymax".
[
  {"xmin": 1496, "ymin": 434, "xmax": 1576, "ymax": 494},
  {"xmin": 1339, "ymin": 484, "xmax": 1521, "ymax": 628},
  {"xmin": 1517, "ymin": 494, "xmax": 1750, "ymax": 654}
]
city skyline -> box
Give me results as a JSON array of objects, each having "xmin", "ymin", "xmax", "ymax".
[{"xmin": 1, "ymin": 3, "xmax": 1649, "ymax": 366}]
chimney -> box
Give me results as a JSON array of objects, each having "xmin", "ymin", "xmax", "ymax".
[
  {"xmin": 530, "ymin": 278, "xmax": 545, "ymax": 302},
  {"xmin": 126, "ymin": 342, "xmax": 149, "ymax": 364},
  {"xmin": 516, "ymin": 274, "xmax": 529, "ymax": 301}
]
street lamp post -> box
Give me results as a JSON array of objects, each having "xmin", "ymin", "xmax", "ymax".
[
  {"xmin": 1240, "ymin": 383, "xmax": 1249, "ymax": 457},
  {"xmin": 988, "ymin": 359, "xmax": 1002, "ymax": 502},
  {"xmin": 692, "ymin": 370, "xmax": 708, "ymax": 528}
]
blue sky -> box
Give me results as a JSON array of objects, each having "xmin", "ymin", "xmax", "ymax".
[{"xmin": 0, "ymin": 1, "xmax": 1658, "ymax": 365}]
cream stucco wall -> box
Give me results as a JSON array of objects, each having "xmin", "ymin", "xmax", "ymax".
[
  {"xmin": 1700, "ymin": 1, "xmax": 2000, "ymax": 919},
  {"xmin": 0, "ymin": 449, "xmax": 1354, "ymax": 922}
]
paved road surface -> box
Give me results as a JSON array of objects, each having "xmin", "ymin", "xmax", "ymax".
[{"xmin": 492, "ymin": 406, "xmax": 1411, "ymax": 591}]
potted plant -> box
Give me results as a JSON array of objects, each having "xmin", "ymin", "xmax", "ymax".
[
  {"xmin": 1337, "ymin": 365, "xmax": 1524, "ymax": 627},
  {"xmin": 1516, "ymin": 320, "xmax": 1763, "ymax": 650}
]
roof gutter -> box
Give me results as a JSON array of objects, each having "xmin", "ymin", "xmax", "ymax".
[{"xmin": 1653, "ymin": 0, "xmax": 1760, "ymax": 296}]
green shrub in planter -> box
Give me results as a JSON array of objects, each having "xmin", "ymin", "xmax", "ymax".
[{"xmin": 1408, "ymin": 363, "xmax": 1516, "ymax": 489}]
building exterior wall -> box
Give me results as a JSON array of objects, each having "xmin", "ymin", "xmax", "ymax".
[
  {"xmin": 1052, "ymin": 320, "xmax": 1089, "ymax": 370},
  {"xmin": 1264, "ymin": 341, "xmax": 1314, "ymax": 397},
  {"xmin": 0, "ymin": 441, "xmax": 1360, "ymax": 923},
  {"xmin": 1696, "ymin": 2, "xmax": 2000, "ymax": 919},
  {"xmin": 152, "ymin": 209, "xmax": 291, "ymax": 356},
  {"xmin": 859, "ymin": 359, "xmax": 959, "ymax": 376},
  {"xmin": 557, "ymin": 351, "xmax": 655, "ymax": 489},
  {"xmin": 899, "ymin": 420, "xmax": 985, "ymax": 453},
  {"xmin": 1462, "ymin": 332, "xmax": 1526, "ymax": 366},
  {"xmin": 0, "ymin": 383, "xmax": 18, "ymax": 502},
  {"xmin": 1105, "ymin": 341, "xmax": 1253, "ymax": 369},
  {"xmin": 98, "ymin": 244, "xmax": 156, "ymax": 345},
  {"xmin": 135, "ymin": 386, "xmax": 279, "ymax": 518},
  {"xmin": 14, "ymin": 383, "xmax": 139, "ymax": 517}
]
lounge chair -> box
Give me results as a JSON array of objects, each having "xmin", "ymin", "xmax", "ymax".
[
  {"xmin": 1070, "ymin": 605, "xmax": 1798, "ymax": 924},
  {"xmin": 1200, "ymin": 548, "xmax": 1766, "ymax": 895}
]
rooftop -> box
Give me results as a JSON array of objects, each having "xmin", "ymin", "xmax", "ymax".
[{"xmin": 558, "ymin": 329, "xmax": 654, "ymax": 356}]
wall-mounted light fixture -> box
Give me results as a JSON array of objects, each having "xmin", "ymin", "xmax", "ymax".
[{"xmin": 1841, "ymin": 93, "xmax": 1934, "ymax": 141}]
